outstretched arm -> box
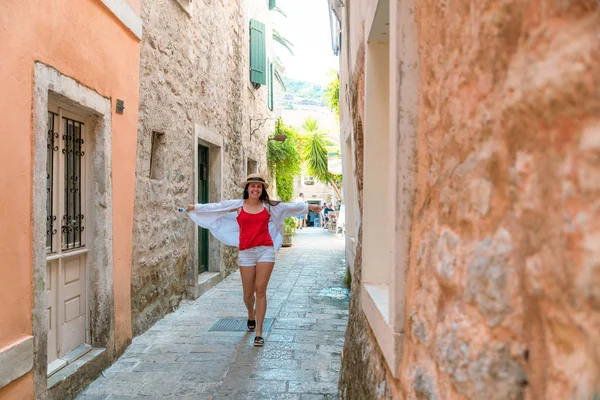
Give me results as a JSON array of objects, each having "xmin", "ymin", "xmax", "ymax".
[
  {"xmin": 277, "ymin": 202, "xmax": 323, "ymax": 219},
  {"xmin": 308, "ymin": 204, "xmax": 324, "ymax": 213},
  {"xmin": 186, "ymin": 199, "xmax": 241, "ymax": 213}
]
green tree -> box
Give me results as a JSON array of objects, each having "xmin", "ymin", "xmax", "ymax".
[
  {"xmin": 301, "ymin": 116, "xmax": 319, "ymax": 134},
  {"xmin": 267, "ymin": 119, "xmax": 301, "ymax": 202},
  {"xmin": 300, "ymin": 118, "xmax": 344, "ymax": 204},
  {"xmin": 270, "ymin": 7, "xmax": 293, "ymax": 90},
  {"xmin": 324, "ymin": 70, "xmax": 340, "ymax": 117}
]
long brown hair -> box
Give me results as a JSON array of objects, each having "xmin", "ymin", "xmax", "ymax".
[{"xmin": 243, "ymin": 183, "xmax": 281, "ymax": 206}]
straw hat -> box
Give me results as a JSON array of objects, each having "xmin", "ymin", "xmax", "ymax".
[{"xmin": 240, "ymin": 173, "xmax": 269, "ymax": 189}]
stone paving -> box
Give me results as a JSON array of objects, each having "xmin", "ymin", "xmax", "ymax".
[{"xmin": 77, "ymin": 228, "xmax": 348, "ymax": 400}]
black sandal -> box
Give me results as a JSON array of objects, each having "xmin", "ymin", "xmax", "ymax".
[
  {"xmin": 254, "ymin": 336, "xmax": 264, "ymax": 347},
  {"xmin": 247, "ymin": 319, "xmax": 256, "ymax": 331}
]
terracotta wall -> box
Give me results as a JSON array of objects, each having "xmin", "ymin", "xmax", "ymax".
[
  {"xmin": 405, "ymin": 2, "xmax": 600, "ymax": 398},
  {"xmin": 339, "ymin": 0, "xmax": 600, "ymax": 399},
  {"xmin": 0, "ymin": 375, "xmax": 34, "ymax": 400},
  {"xmin": 0, "ymin": 0, "xmax": 140, "ymax": 397}
]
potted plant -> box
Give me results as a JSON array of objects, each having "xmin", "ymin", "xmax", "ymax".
[{"xmin": 282, "ymin": 217, "xmax": 296, "ymax": 247}]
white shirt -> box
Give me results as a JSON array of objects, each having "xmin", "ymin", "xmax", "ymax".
[
  {"xmin": 187, "ymin": 199, "xmax": 308, "ymax": 250},
  {"xmin": 295, "ymin": 196, "xmax": 306, "ymax": 204}
]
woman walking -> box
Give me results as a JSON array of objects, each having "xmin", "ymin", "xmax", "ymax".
[{"xmin": 185, "ymin": 174, "xmax": 322, "ymax": 347}]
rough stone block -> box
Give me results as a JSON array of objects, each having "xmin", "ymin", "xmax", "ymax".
[{"xmin": 466, "ymin": 228, "xmax": 513, "ymax": 327}]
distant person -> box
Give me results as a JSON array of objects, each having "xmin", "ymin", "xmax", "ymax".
[
  {"xmin": 322, "ymin": 203, "xmax": 333, "ymax": 228},
  {"xmin": 337, "ymin": 204, "xmax": 346, "ymax": 234},
  {"xmin": 295, "ymin": 192, "xmax": 307, "ymax": 229},
  {"xmin": 185, "ymin": 175, "xmax": 322, "ymax": 347},
  {"xmin": 324, "ymin": 203, "xmax": 334, "ymax": 219}
]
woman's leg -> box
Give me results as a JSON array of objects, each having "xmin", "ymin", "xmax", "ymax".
[
  {"xmin": 254, "ymin": 261, "xmax": 275, "ymax": 337},
  {"xmin": 239, "ymin": 266, "xmax": 256, "ymax": 320}
]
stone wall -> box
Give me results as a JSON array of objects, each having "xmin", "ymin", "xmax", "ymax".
[
  {"xmin": 131, "ymin": 0, "xmax": 273, "ymax": 336},
  {"xmin": 339, "ymin": 0, "xmax": 600, "ymax": 399},
  {"xmin": 294, "ymin": 178, "xmax": 333, "ymax": 205}
]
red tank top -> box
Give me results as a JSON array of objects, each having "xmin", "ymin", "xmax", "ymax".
[{"xmin": 236, "ymin": 208, "xmax": 274, "ymax": 251}]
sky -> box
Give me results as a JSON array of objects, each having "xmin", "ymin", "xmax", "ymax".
[{"xmin": 272, "ymin": 0, "xmax": 339, "ymax": 86}]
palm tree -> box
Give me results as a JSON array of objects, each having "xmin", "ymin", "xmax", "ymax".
[
  {"xmin": 273, "ymin": 29, "xmax": 294, "ymax": 55},
  {"xmin": 301, "ymin": 118, "xmax": 344, "ymax": 204},
  {"xmin": 270, "ymin": 6, "xmax": 293, "ymax": 90},
  {"xmin": 301, "ymin": 117, "xmax": 319, "ymax": 133}
]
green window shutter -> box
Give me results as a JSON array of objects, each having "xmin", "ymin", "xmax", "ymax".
[
  {"xmin": 269, "ymin": 0, "xmax": 276, "ymax": 10},
  {"xmin": 268, "ymin": 62, "xmax": 274, "ymax": 110},
  {"xmin": 249, "ymin": 19, "xmax": 266, "ymax": 86}
]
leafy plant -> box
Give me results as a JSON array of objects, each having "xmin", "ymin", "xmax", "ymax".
[
  {"xmin": 324, "ymin": 69, "xmax": 340, "ymax": 117},
  {"xmin": 267, "ymin": 118, "xmax": 301, "ymax": 203},
  {"xmin": 284, "ymin": 217, "xmax": 297, "ymax": 236}
]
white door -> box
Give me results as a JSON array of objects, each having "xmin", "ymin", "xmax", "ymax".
[
  {"xmin": 46, "ymin": 260, "xmax": 58, "ymax": 366},
  {"xmin": 46, "ymin": 108, "xmax": 89, "ymax": 375},
  {"xmin": 59, "ymin": 254, "xmax": 87, "ymax": 357}
]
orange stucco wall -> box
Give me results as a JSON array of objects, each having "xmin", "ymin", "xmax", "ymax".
[
  {"xmin": 0, "ymin": 0, "xmax": 140, "ymax": 397},
  {"xmin": 0, "ymin": 374, "xmax": 34, "ymax": 400}
]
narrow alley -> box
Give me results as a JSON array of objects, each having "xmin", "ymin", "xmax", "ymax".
[
  {"xmin": 77, "ymin": 228, "xmax": 347, "ymax": 399},
  {"xmin": 3, "ymin": 1, "xmax": 599, "ymax": 399}
]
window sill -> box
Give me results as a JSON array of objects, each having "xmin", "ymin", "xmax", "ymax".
[
  {"xmin": 0, "ymin": 336, "xmax": 33, "ymax": 390},
  {"xmin": 362, "ymin": 283, "xmax": 403, "ymax": 378},
  {"xmin": 48, "ymin": 344, "xmax": 92, "ymax": 377},
  {"xmin": 47, "ymin": 347, "xmax": 105, "ymax": 389}
]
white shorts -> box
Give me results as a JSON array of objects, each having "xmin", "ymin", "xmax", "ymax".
[{"xmin": 238, "ymin": 246, "xmax": 276, "ymax": 267}]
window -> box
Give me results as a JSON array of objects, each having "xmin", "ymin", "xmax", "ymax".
[
  {"xmin": 268, "ymin": 62, "xmax": 274, "ymax": 111},
  {"xmin": 46, "ymin": 105, "xmax": 90, "ymax": 375},
  {"xmin": 360, "ymin": 0, "xmax": 402, "ymax": 379},
  {"xmin": 358, "ymin": 0, "xmax": 419, "ymax": 379},
  {"xmin": 249, "ymin": 19, "xmax": 267, "ymax": 87},
  {"xmin": 269, "ymin": 0, "xmax": 276, "ymax": 10},
  {"xmin": 46, "ymin": 111, "xmax": 87, "ymax": 253},
  {"xmin": 174, "ymin": 0, "xmax": 193, "ymax": 16},
  {"xmin": 149, "ymin": 132, "xmax": 166, "ymax": 180},
  {"xmin": 247, "ymin": 158, "xmax": 258, "ymax": 175}
]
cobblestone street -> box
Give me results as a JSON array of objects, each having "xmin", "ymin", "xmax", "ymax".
[{"xmin": 78, "ymin": 228, "xmax": 348, "ymax": 400}]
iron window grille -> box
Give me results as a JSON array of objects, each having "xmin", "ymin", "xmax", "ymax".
[{"xmin": 45, "ymin": 110, "xmax": 86, "ymax": 254}]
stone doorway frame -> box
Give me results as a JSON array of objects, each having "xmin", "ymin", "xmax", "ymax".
[
  {"xmin": 194, "ymin": 124, "xmax": 224, "ymax": 276},
  {"xmin": 32, "ymin": 62, "xmax": 114, "ymax": 397}
]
